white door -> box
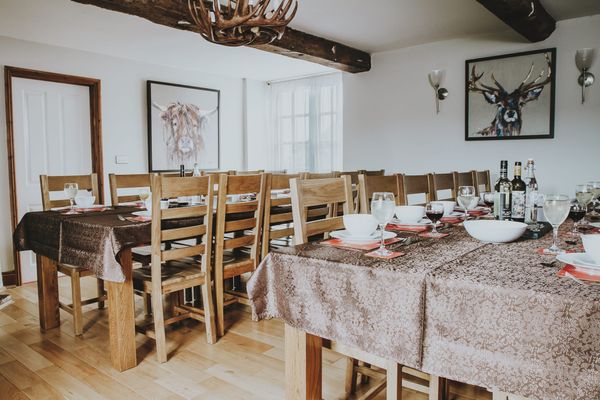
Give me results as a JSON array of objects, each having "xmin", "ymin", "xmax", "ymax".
[{"xmin": 12, "ymin": 78, "xmax": 92, "ymax": 283}]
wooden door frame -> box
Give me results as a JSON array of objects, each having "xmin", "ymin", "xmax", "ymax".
[{"xmin": 3, "ymin": 66, "xmax": 103, "ymax": 286}]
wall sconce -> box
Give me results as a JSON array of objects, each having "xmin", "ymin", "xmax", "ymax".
[
  {"xmin": 428, "ymin": 70, "xmax": 449, "ymax": 114},
  {"xmin": 575, "ymin": 48, "xmax": 595, "ymax": 104}
]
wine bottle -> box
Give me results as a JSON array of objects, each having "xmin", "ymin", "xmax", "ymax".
[
  {"xmin": 179, "ymin": 164, "xmax": 185, "ymax": 177},
  {"xmin": 192, "ymin": 163, "xmax": 201, "ymax": 177},
  {"xmin": 511, "ymin": 162, "xmax": 526, "ymax": 222},
  {"xmin": 494, "ymin": 160, "xmax": 512, "ymax": 220},
  {"xmin": 524, "ymin": 159, "xmax": 539, "ymax": 224}
]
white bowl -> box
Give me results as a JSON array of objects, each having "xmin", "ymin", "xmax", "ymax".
[
  {"xmin": 431, "ymin": 201, "xmax": 456, "ymax": 216},
  {"xmin": 74, "ymin": 195, "xmax": 95, "ymax": 208},
  {"xmin": 395, "ymin": 206, "xmax": 425, "ymax": 224},
  {"xmin": 463, "ymin": 220, "xmax": 527, "ymax": 244},
  {"xmin": 343, "ymin": 214, "xmax": 379, "ymax": 237},
  {"xmin": 582, "ymin": 235, "xmax": 600, "ymax": 264}
]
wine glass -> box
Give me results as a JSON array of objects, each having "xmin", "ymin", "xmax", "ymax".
[
  {"xmin": 575, "ymin": 184, "xmax": 593, "ymax": 224},
  {"xmin": 480, "ymin": 192, "xmax": 494, "ymax": 209},
  {"xmin": 457, "ymin": 186, "xmax": 477, "ymax": 219},
  {"xmin": 588, "ymin": 181, "xmax": 600, "ymax": 216},
  {"xmin": 63, "ymin": 183, "xmax": 79, "ymax": 214},
  {"xmin": 370, "ymin": 192, "xmax": 396, "ymax": 256},
  {"xmin": 139, "ymin": 188, "xmax": 151, "ymax": 209},
  {"xmin": 425, "ymin": 203, "xmax": 445, "ymax": 237},
  {"xmin": 542, "ymin": 194, "xmax": 571, "ymax": 254},
  {"xmin": 568, "ymin": 201, "xmax": 586, "ymax": 238}
]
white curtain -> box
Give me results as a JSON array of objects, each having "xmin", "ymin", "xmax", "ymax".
[{"xmin": 267, "ymin": 73, "xmax": 343, "ymax": 173}]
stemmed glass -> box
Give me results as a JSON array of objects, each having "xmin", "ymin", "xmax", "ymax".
[
  {"xmin": 542, "ymin": 194, "xmax": 571, "ymax": 254},
  {"xmin": 568, "ymin": 201, "xmax": 586, "ymax": 238},
  {"xmin": 139, "ymin": 188, "xmax": 151, "ymax": 210},
  {"xmin": 370, "ymin": 192, "xmax": 396, "ymax": 256},
  {"xmin": 575, "ymin": 184, "xmax": 593, "ymax": 224},
  {"xmin": 425, "ymin": 203, "xmax": 445, "ymax": 237},
  {"xmin": 63, "ymin": 183, "xmax": 79, "ymax": 214},
  {"xmin": 588, "ymin": 181, "xmax": 600, "ymax": 216},
  {"xmin": 457, "ymin": 186, "xmax": 477, "ymax": 219}
]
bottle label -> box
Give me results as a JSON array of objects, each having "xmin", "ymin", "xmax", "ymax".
[
  {"xmin": 500, "ymin": 192, "xmax": 511, "ymax": 220},
  {"xmin": 512, "ymin": 191, "xmax": 525, "ymax": 220}
]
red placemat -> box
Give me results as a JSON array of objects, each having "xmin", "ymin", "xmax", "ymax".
[
  {"xmin": 557, "ymin": 264, "xmax": 600, "ymax": 283},
  {"xmin": 321, "ymin": 237, "xmax": 402, "ymax": 251},
  {"xmin": 387, "ymin": 223, "xmax": 429, "ymax": 233},
  {"xmin": 440, "ymin": 216, "xmax": 463, "ymax": 224},
  {"xmin": 365, "ymin": 250, "xmax": 405, "ymax": 259}
]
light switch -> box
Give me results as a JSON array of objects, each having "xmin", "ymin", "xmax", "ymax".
[{"xmin": 115, "ymin": 155, "xmax": 129, "ymax": 164}]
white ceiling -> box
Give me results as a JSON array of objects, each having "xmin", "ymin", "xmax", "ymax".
[
  {"xmin": 289, "ymin": 0, "xmax": 600, "ymax": 53},
  {"xmin": 0, "ymin": 0, "xmax": 599, "ymax": 81}
]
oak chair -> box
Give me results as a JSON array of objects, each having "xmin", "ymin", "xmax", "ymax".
[
  {"xmin": 340, "ymin": 170, "xmax": 361, "ymax": 185},
  {"xmin": 430, "ymin": 172, "xmax": 457, "ymax": 201},
  {"xmin": 39, "ymin": 173, "xmax": 106, "ymax": 336},
  {"xmin": 475, "ymin": 170, "xmax": 492, "ymax": 195},
  {"xmin": 398, "ymin": 174, "xmax": 434, "ymax": 205},
  {"xmin": 358, "ymin": 174, "xmax": 402, "ymax": 213},
  {"xmin": 261, "ymin": 173, "xmax": 302, "ymax": 259},
  {"xmin": 132, "ymin": 175, "xmax": 217, "ymax": 362},
  {"xmin": 454, "ymin": 171, "xmax": 477, "ymax": 190},
  {"xmin": 214, "ymin": 173, "xmax": 266, "ymax": 337}
]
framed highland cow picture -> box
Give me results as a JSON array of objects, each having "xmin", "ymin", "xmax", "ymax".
[
  {"xmin": 147, "ymin": 80, "xmax": 220, "ymax": 172},
  {"xmin": 465, "ymin": 48, "xmax": 556, "ymax": 141}
]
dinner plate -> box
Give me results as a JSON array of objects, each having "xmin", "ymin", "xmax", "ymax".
[
  {"xmin": 391, "ymin": 218, "xmax": 431, "ymax": 226},
  {"xmin": 556, "ymin": 252, "xmax": 600, "ymax": 273},
  {"xmin": 132, "ymin": 210, "xmax": 151, "ymax": 217},
  {"xmin": 590, "ymin": 222, "xmax": 600, "ymax": 228},
  {"xmin": 330, "ymin": 230, "xmax": 396, "ymax": 243}
]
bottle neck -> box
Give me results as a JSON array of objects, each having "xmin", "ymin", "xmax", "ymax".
[{"xmin": 514, "ymin": 165, "xmax": 522, "ymax": 179}]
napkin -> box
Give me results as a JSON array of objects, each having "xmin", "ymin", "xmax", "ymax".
[
  {"xmin": 365, "ymin": 250, "xmax": 405, "ymax": 260},
  {"xmin": 321, "ymin": 237, "xmax": 402, "ymax": 251},
  {"xmin": 557, "ymin": 264, "xmax": 600, "ymax": 283},
  {"xmin": 387, "ymin": 223, "xmax": 429, "ymax": 233},
  {"xmin": 418, "ymin": 232, "xmax": 449, "ymax": 239},
  {"xmin": 440, "ymin": 216, "xmax": 463, "ymax": 224}
]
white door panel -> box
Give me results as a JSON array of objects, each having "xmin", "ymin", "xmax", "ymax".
[{"xmin": 12, "ymin": 78, "xmax": 91, "ymax": 283}]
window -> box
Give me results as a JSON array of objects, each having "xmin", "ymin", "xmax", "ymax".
[{"xmin": 267, "ymin": 73, "xmax": 343, "ymax": 172}]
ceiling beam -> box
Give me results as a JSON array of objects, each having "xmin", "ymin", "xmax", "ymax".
[
  {"xmin": 70, "ymin": 0, "xmax": 371, "ymax": 73},
  {"xmin": 476, "ymin": 0, "xmax": 556, "ymax": 42}
]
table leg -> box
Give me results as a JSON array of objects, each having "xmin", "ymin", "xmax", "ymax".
[
  {"xmin": 285, "ymin": 324, "xmax": 322, "ymax": 400},
  {"xmin": 36, "ymin": 255, "xmax": 60, "ymax": 331},
  {"xmin": 106, "ymin": 249, "xmax": 137, "ymax": 372}
]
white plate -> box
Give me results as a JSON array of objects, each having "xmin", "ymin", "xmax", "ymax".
[
  {"xmin": 590, "ymin": 222, "xmax": 600, "ymax": 228},
  {"xmin": 132, "ymin": 210, "xmax": 151, "ymax": 217},
  {"xmin": 556, "ymin": 252, "xmax": 600, "ymax": 273},
  {"xmin": 330, "ymin": 230, "xmax": 396, "ymax": 243},
  {"xmin": 391, "ymin": 218, "xmax": 431, "ymax": 226}
]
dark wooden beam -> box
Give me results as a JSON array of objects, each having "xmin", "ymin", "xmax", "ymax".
[
  {"xmin": 70, "ymin": 0, "xmax": 371, "ymax": 73},
  {"xmin": 477, "ymin": 0, "xmax": 556, "ymax": 42}
]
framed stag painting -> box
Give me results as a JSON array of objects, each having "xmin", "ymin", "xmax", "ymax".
[
  {"xmin": 147, "ymin": 80, "xmax": 220, "ymax": 172},
  {"xmin": 465, "ymin": 48, "xmax": 556, "ymax": 141}
]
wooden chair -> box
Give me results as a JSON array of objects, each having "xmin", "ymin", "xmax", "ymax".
[
  {"xmin": 358, "ymin": 174, "xmax": 402, "ymax": 213},
  {"xmin": 453, "ymin": 171, "xmax": 477, "ymax": 190},
  {"xmin": 475, "ymin": 170, "xmax": 492, "ymax": 195},
  {"xmin": 302, "ymin": 171, "xmax": 340, "ymax": 179},
  {"xmin": 39, "ymin": 173, "xmax": 106, "ymax": 336},
  {"xmin": 132, "ymin": 175, "xmax": 217, "ymax": 362},
  {"xmin": 109, "ymin": 173, "xmax": 152, "ymax": 207},
  {"xmin": 261, "ymin": 173, "xmax": 302, "ymax": 259},
  {"xmin": 214, "ymin": 173, "xmax": 266, "ymax": 337},
  {"xmin": 340, "ymin": 170, "xmax": 361, "ymax": 186},
  {"xmin": 398, "ymin": 174, "xmax": 433, "ymax": 205},
  {"xmin": 430, "ymin": 172, "xmax": 457, "ymax": 201}
]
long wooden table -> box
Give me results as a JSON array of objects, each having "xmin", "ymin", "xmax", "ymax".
[{"xmin": 248, "ymin": 225, "xmax": 600, "ymax": 400}]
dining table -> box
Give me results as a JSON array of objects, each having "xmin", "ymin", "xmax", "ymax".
[{"xmin": 247, "ymin": 222, "xmax": 600, "ymax": 400}]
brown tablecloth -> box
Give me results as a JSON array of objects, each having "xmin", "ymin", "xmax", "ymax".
[{"xmin": 247, "ymin": 226, "xmax": 600, "ymax": 400}]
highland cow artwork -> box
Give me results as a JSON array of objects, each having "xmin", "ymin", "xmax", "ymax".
[
  {"xmin": 465, "ymin": 48, "xmax": 556, "ymax": 141},
  {"xmin": 148, "ymin": 81, "xmax": 219, "ymax": 171}
]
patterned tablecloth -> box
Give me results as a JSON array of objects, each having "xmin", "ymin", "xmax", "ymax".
[{"xmin": 248, "ymin": 225, "xmax": 600, "ymax": 400}]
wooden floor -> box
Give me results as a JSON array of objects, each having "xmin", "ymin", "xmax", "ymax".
[{"xmin": 0, "ymin": 277, "xmax": 492, "ymax": 400}]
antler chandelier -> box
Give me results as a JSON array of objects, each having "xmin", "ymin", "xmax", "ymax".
[{"xmin": 188, "ymin": 0, "xmax": 298, "ymax": 46}]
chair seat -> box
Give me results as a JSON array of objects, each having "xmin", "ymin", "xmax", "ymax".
[{"xmin": 133, "ymin": 261, "xmax": 206, "ymax": 294}]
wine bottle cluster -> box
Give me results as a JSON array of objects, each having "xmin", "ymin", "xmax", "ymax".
[{"xmin": 493, "ymin": 159, "xmax": 538, "ymax": 223}]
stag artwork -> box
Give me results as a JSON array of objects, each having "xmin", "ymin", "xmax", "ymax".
[
  {"xmin": 152, "ymin": 102, "xmax": 218, "ymax": 164},
  {"xmin": 468, "ymin": 53, "xmax": 552, "ymax": 137}
]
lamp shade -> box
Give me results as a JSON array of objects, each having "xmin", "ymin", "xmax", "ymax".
[
  {"xmin": 428, "ymin": 70, "xmax": 445, "ymax": 88},
  {"xmin": 575, "ymin": 48, "xmax": 596, "ymax": 71}
]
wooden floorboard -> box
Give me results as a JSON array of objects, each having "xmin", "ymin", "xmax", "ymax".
[{"xmin": 0, "ymin": 277, "xmax": 492, "ymax": 400}]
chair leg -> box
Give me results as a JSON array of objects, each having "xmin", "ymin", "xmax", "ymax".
[
  {"xmin": 97, "ymin": 278, "xmax": 105, "ymax": 309},
  {"xmin": 71, "ymin": 270, "xmax": 84, "ymax": 336},
  {"xmin": 151, "ymin": 289, "xmax": 168, "ymax": 363},
  {"xmin": 215, "ymin": 275, "xmax": 225, "ymax": 337},
  {"xmin": 344, "ymin": 357, "xmax": 358, "ymax": 394},
  {"xmin": 143, "ymin": 293, "xmax": 152, "ymax": 316},
  {"xmin": 360, "ymin": 362, "xmax": 371, "ymax": 384},
  {"xmin": 202, "ymin": 280, "xmax": 217, "ymax": 344},
  {"xmin": 386, "ymin": 362, "xmax": 403, "ymax": 400}
]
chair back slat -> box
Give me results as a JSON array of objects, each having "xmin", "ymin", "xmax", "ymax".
[
  {"xmin": 430, "ymin": 172, "xmax": 457, "ymax": 201},
  {"xmin": 340, "ymin": 171, "xmax": 360, "ymax": 185},
  {"xmin": 302, "ymin": 171, "xmax": 340, "ymax": 179},
  {"xmin": 236, "ymin": 170, "xmax": 265, "ymax": 175},
  {"xmin": 161, "ymin": 205, "xmax": 208, "ymax": 220},
  {"xmin": 454, "ymin": 171, "xmax": 477, "ymax": 190},
  {"xmin": 475, "ymin": 170, "xmax": 492, "ymax": 194},
  {"xmin": 109, "ymin": 173, "xmax": 151, "ymax": 206},
  {"xmin": 162, "ymin": 245, "xmax": 206, "ymax": 262},
  {"xmin": 40, "ymin": 174, "xmax": 99, "ymax": 210},
  {"xmin": 224, "ymin": 174, "xmax": 263, "ymax": 195},
  {"xmin": 162, "ymin": 176, "xmax": 211, "ymax": 198},
  {"xmin": 398, "ymin": 174, "xmax": 433, "ymax": 205},
  {"xmin": 358, "ymin": 174, "xmax": 401, "ymax": 213},
  {"xmin": 360, "ymin": 169, "xmax": 385, "ymax": 176},
  {"xmin": 162, "ymin": 225, "xmax": 207, "ymax": 242},
  {"xmin": 224, "ymin": 218, "xmax": 257, "ymax": 232},
  {"xmin": 290, "ymin": 175, "xmax": 354, "ymax": 245}
]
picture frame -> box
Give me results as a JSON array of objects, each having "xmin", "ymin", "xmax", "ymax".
[
  {"xmin": 465, "ymin": 48, "xmax": 556, "ymax": 141},
  {"xmin": 147, "ymin": 80, "xmax": 220, "ymax": 172}
]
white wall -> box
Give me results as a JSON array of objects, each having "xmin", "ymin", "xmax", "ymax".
[
  {"xmin": 343, "ymin": 15, "xmax": 600, "ymax": 194},
  {"xmin": 245, "ymin": 79, "xmax": 269, "ymax": 170},
  {"xmin": 0, "ymin": 36, "xmax": 249, "ymax": 272}
]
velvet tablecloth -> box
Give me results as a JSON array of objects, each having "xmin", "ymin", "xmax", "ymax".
[{"xmin": 248, "ymin": 227, "xmax": 600, "ymax": 400}]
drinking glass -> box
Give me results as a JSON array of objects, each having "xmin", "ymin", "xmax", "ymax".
[
  {"xmin": 480, "ymin": 192, "xmax": 494, "ymax": 208},
  {"xmin": 370, "ymin": 192, "xmax": 396, "ymax": 256},
  {"xmin": 542, "ymin": 194, "xmax": 571, "ymax": 254},
  {"xmin": 457, "ymin": 186, "xmax": 477, "ymax": 219},
  {"xmin": 568, "ymin": 201, "xmax": 586, "ymax": 237},
  {"xmin": 425, "ymin": 203, "xmax": 445, "ymax": 237},
  {"xmin": 139, "ymin": 188, "xmax": 151, "ymax": 209},
  {"xmin": 63, "ymin": 183, "xmax": 79, "ymax": 214},
  {"xmin": 588, "ymin": 181, "xmax": 600, "ymax": 216},
  {"xmin": 576, "ymin": 184, "xmax": 593, "ymax": 224}
]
